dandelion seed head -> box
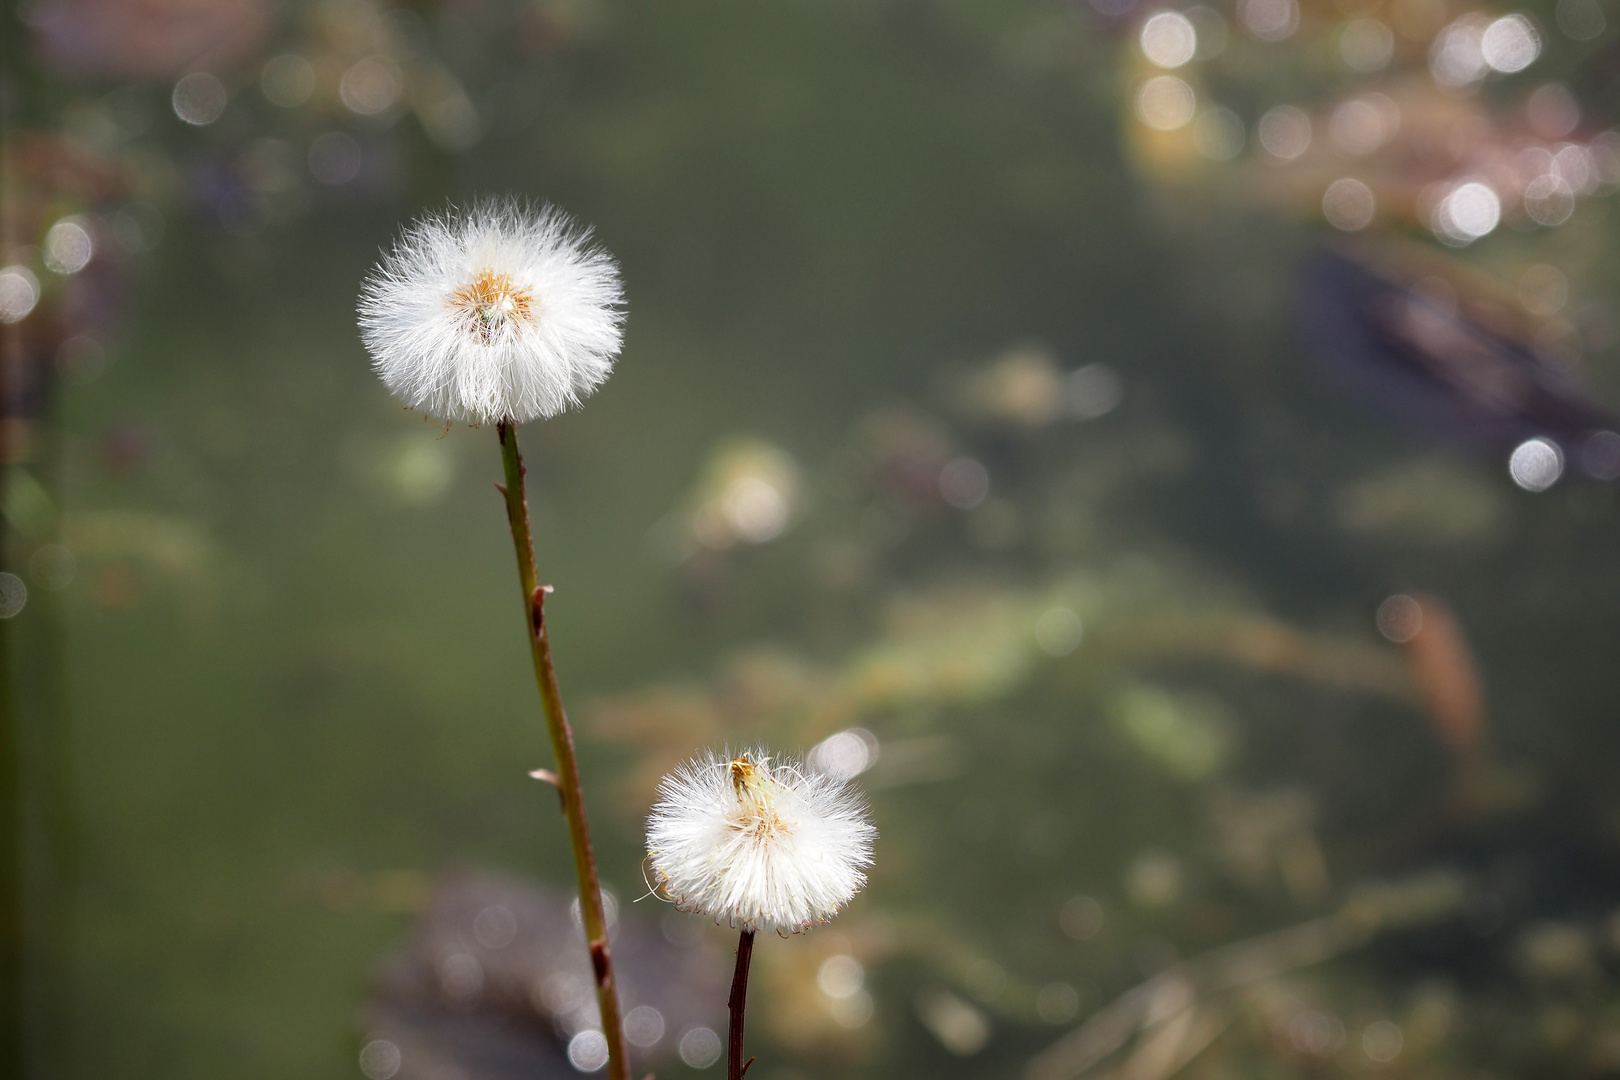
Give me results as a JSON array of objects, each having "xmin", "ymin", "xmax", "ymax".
[
  {"xmin": 358, "ymin": 199, "xmax": 624, "ymax": 425},
  {"xmin": 647, "ymin": 748, "xmax": 876, "ymax": 935},
  {"xmin": 448, "ymin": 268, "xmax": 535, "ymax": 343}
]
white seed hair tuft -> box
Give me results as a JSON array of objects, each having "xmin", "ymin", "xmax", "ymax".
[
  {"xmin": 358, "ymin": 199, "xmax": 624, "ymax": 425},
  {"xmin": 646, "ymin": 748, "xmax": 876, "ymax": 935}
]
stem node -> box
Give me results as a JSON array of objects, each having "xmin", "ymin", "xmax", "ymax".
[{"xmin": 496, "ymin": 421, "xmax": 629, "ymax": 1080}]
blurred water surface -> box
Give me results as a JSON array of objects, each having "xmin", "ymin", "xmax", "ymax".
[{"xmin": 8, "ymin": 0, "xmax": 1620, "ymax": 1078}]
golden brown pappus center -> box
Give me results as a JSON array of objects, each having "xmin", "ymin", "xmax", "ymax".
[
  {"xmin": 447, "ymin": 269, "xmax": 534, "ymax": 341},
  {"xmin": 729, "ymin": 757, "xmax": 760, "ymax": 790},
  {"xmin": 729, "ymin": 757, "xmax": 779, "ymax": 825}
]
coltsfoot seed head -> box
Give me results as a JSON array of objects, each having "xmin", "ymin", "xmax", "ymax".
[
  {"xmin": 646, "ymin": 749, "xmax": 877, "ymax": 935},
  {"xmin": 358, "ymin": 199, "xmax": 624, "ymax": 425}
]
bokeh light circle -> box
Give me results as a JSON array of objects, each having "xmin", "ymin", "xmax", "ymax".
[
  {"xmin": 1140, "ymin": 12, "xmax": 1198, "ymax": 68},
  {"xmin": 1431, "ymin": 17, "xmax": 1489, "ymax": 88},
  {"xmin": 1323, "ymin": 178, "xmax": 1376, "ymax": 230},
  {"xmin": 0, "ymin": 573, "xmax": 26, "ymax": 619},
  {"xmin": 44, "ymin": 218, "xmax": 93, "ymax": 275},
  {"xmin": 1524, "ymin": 174, "xmax": 1575, "ymax": 226},
  {"xmin": 1240, "ymin": 0, "xmax": 1298, "ymax": 41},
  {"xmin": 1339, "ymin": 18, "xmax": 1394, "ymax": 72},
  {"xmin": 1434, "ymin": 181, "xmax": 1500, "ymax": 242},
  {"xmin": 1136, "ymin": 76, "xmax": 1197, "ymax": 130},
  {"xmin": 567, "ymin": 1030, "xmax": 609, "ymax": 1072},
  {"xmin": 678, "ymin": 1027, "xmax": 722, "ymax": 1068},
  {"xmin": 1258, "ymin": 105, "xmax": 1311, "ymax": 160},
  {"xmin": 1509, "ymin": 437, "xmax": 1563, "ymax": 491},
  {"xmin": 625, "ymin": 1005, "xmax": 666, "ymax": 1048},
  {"xmin": 340, "ymin": 57, "xmax": 404, "ymax": 116},
  {"xmin": 1481, "ymin": 14, "xmax": 1540, "ymax": 73},
  {"xmin": 358, "ymin": 1039, "xmax": 401, "ymax": 1080},
  {"xmin": 939, "ymin": 457, "xmax": 991, "ymax": 508},
  {"xmin": 173, "ymin": 72, "xmax": 227, "ymax": 125},
  {"xmin": 1376, "ymin": 594, "xmax": 1422, "ymax": 643},
  {"xmin": 0, "ymin": 266, "xmax": 40, "ymax": 324},
  {"xmin": 1363, "ymin": 1020, "xmax": 1404, "ymax": 1063}
]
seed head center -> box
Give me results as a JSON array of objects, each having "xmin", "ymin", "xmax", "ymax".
[
  {"xmin": 729, "ymin": 757, "xmax": 785, "ymax": 832},
  {"xmin": 449, "ymin": 269, "xmax": 534, "ymax": 342}
]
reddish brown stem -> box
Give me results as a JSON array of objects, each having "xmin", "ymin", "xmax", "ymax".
[
  {"xmin": 496, "ymin": 422, "xmax": 629, "ymax": 1080},
  {"xmin": 728, "ymin": 929, "xmax": 757, "ymax": 1080}
]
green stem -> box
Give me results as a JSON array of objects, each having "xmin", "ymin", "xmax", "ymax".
[{"xmin": 496, "ymin": 422, "xmax": 629, "ymax": 1080}]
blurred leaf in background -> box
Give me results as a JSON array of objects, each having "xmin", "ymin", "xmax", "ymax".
[{"xmin": 6, "ymin": 0, "xmax": 1620, "ymax": 1077}]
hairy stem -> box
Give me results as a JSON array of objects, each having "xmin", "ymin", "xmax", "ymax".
[
  {"xmin": 496, "ymin": 422, "xmax": 629, "ymax": 1080},
  {"xmin": 729, "ymin": 929, "xmax": 757, "ymax": 1080}
]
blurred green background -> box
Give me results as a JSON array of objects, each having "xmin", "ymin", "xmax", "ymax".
[{"xmin": 7, "ymin": 0, "xmax": 1620, "ymax": 1077}]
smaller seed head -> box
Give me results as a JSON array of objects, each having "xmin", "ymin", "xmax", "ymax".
[{"xmin": 647, "ymin": 747, "xmax": 876, "ymax": 935}]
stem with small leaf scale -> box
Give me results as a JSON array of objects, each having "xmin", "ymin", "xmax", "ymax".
[{"xmin": 496, "ymin": 421, "xmax": 629, "ymax": 1080}]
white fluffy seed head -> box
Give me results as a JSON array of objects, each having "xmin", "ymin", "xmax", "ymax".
[
  {"xmin": 358, "ymin": 199, "xmax": 624, "ymax": 425},
  {"xmin": 646, "ymin": 748, "xmax": 877, "ymax": 935}
]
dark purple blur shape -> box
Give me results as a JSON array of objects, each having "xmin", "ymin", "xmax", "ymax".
[
  {"xmin": 365, "ymin": 871, "xmax": 727, "ymax": 1080},
  {"xmin": 1297, "ymin": 247, "xmax": 1620, "ymax": 478}
]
